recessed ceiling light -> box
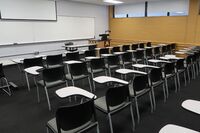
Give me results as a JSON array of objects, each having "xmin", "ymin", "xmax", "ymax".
[{"xmin": 103, "ymin": 0, "xmax": 123, "ymax": 4}]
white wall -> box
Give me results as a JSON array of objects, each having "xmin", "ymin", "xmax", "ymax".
[{"xmin": 0, "ymin": 0, "xmax": 108, "ymax": 60}]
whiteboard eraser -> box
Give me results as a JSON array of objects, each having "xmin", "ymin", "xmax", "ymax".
[{"xmin": 13, "ymin": 43, "xmax": 18, "ymax": 45}]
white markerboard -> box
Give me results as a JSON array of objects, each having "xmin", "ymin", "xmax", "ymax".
[
  {"xmin": 0, "ymin": 16, "xmax": 95, "ymax": 45},
  {"xmin": 0, "ymin": 0, "xmax": 57, "ymax": 21}
]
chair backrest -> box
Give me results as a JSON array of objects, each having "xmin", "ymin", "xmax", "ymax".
[
  {"xmin": 146, "ymin": 42, "xmax": 152, "ymax": 47},
  {"xmin": 176, "ymin": 59, "xmax": 185, "ymax": 70},
  {"xmin": 107, "ymin": 55, "xmax": 120, "ymax": 66},
  {"xmin": 154, "ymin": 47, "xmax": 160, "ymax": 55},
  {"xmin": 186, "ymin": 55, "xmax": 192, "ymax": 65},
  {"xmin": 166, "ymin": 45, "xmax": 171, "ymax": 53},
  {"xmin": 84, "ymin": 50, "xmax": 96, "ymax": 57},
  {"xmin": 56, "ymin": 98, "xmax": 96, "ymax": 133},
  {"xmin": 42, "ymin": 66, "xmax": 66, "ymax": 84},
  {"xmin": 23, "ymin": 57, "xmax": 43, "ymax": 69},
  {"xmin": 132, "ymin": 44, "xmax": 138, "ymax": 50},
  {"xmin": 146, "ymin": 48, "xmax": 153, "ymax": 57},
  {"xmin": 0, "ymin": 64, "xmax": 5, "ymax": 78},
  {"xmin": 66, "ymin": 51, "xmax": 80, "ymax": 61},
  {"xmin": 171, "ymin": 43, "xmax": 176, "ymax": 50},
  {"xmin": 69, "ymin": 62, "xmax": 88, "ymax": 76},
  {"xmin": 122, "ymin": 52, "xmax": 132, "ymax": 62},
  {"xmin": 139, "ymin": 43, "xmax": 145, "ymax": 48},
  {"xmin": 134, "ymin": 50, "xmax": 144, "ymax": 59},
  {"xmin": 46, "ymin": 54, "xmax": 63, "ymax": 66},
  {"xmin": 122, "ymin": 45, "xmax": 130, "ymax": 51},
  {"xmin": 99, "ymin": 48, "xmax": 109, "ymax": 55},
  {"xmin": 164, "ymin": 62, "xmax": 175, "ymax": 75},
  {"xmin": 106, "ymin": 85, "xmax": 130, "ymax": 112},
  {"xmin": 90, "ymin": 58, "xmax": 105, "ymax": 70},
  {"xmin": 113, "ymin": 46, "xmax": 121, "ymax": 52},
  {"xmin": 132, "ymin": 75, "xmax": 149, "ymax": 94},
  {"xmin": 150, "ymin": 68, "xmax": 163, "ymax": 83},
  {"xmin": 162, "ymin": 46, "xmax": 167, "ymax": 54}
]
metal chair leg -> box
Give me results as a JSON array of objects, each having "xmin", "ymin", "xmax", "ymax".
[
  {"xmin": 130, "ymin": 104, "xmax": 135, "ymax": 132},
  {"xmin": 149, "ymin": 92, "xmax": 154, "ymax": 113},
  {"xmin": 162, "ymin": 83, "xmax": 167, "ymax": 102},
  {"xmin": 25, "ymin": 72, "xmax": 31, "ymax": 91},
  {"xmin": 165, "ymin": 79, "xmax": 169, "ymax": 98},
  {"xmin": 3, "ymin": 77, "xmax": 11, "ymax": 96},
  {"xmin": 44, "ymin": 87, "xmax": 51, "ymax": 111},
  {"xmin": 88, "ymin": 77, "xmax": 93, "ymax": 92},
  {"xmin": 134, "ymin": 97, "xmax": 140, "ymax": 123},
  {"xmin": 34, "ymin": 77, "xmax": 40, "ymax": 103},
  {"xmin": 151, "ymin": 87, "xmax": 156, "ymax": 110},
  {"xmin": 108, "ymin": 113, "xmax": 114, "ymax": 133},
  {"xmin": 184, "ymin": 71, "xmax": 187, "ymax": 86},
  {"xmin": 174, "ymin": 76, "xmax": 178, "ymax": 92}
]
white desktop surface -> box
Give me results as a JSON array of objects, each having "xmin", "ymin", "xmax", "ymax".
[
  {"xmin": 101, "ymin": 54, "xmax": 113, "ymax": 57},
  {"xmin": 63, "ymin": 44, "xmax": 96, "ymax": 48},
  {"xmin": 12, "ymin": 58, "xmax": 24, "ymax": 64},
  {"xmin": 64, "ymin": 60, "xmax": 82, "ymax": 64},
  {"xmin": 85, "ymin": 56, "xmax": 100, "ymax": 60},
  {"xmin": 24, "ymin": 66, "xmax": 43, "ymax": 75},
  {"xmin": 93, "ymin": 76, "xmax": 128, "ymax": 85},
  {"xmin": 113, "ymin": 52, "xmax": 125, "ymax": 55},
  {"xmin": 159, "ymin": 124, "xmax": 199, "ymax": 133},
  {"xmin": 181, "ymin": 99, "xmax": 200, "ymax": 115},
  {"xmin": 132, "ymin": 64, "xmax": 159, "ymax": 69},
  {"xmin": 56, "ymin": 86, "xmax": 96, "ymax": 99},
  {"xmin": 116, "ymin": 69, "xmax": 147, "ymax": 75},
  {"xmin": 127, "ymin": 50, "xmax": 137, "ymax": 52},
  {"xmin": 148, "ymin": 59, "xmax": 170, "ymax": 63}
]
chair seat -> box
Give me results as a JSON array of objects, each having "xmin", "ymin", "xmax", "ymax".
[
  {"xmin": 47, "ymin": 118, "xmax": 93, "ymax": 133},
  {"xmin": 94, "ymin": 96, "xmax": 129, "ymax": 114},
  {"xmin": 152, "ymin": 80, "xmax": 164, "ymax": 87},
  {"xmin": 90, "ymin": 68, "xmax": 105, "ymax": 74},
  {"xmin": 166, "ymin": 73, "xmax": 175, "ymax": 78},
  {"xmin": 66, "ymin": 74, "xmax": 89, "ymax": 80},
  {"xmin": 106, "ymin": 64, "xmax": 120, "ymax": 69},
  {"xmin": 38, "ymin": 80, "xmax": 66, "ymax": 88},
  {"xmin": 129, "ymin": 88, "xmax": 150, "ymax": 98},
  {"xmin": 44, "ymin": 64, "xmax": 64, "ymax": 69}
]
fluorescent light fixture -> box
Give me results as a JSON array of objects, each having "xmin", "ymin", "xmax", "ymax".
[
  {"xmin": 175, "ymin": 11, "xmax": 185, "ymax": 14},
  {"xmin": 104, "ymin": 0, "xmax": 123, "ymax": 4}
]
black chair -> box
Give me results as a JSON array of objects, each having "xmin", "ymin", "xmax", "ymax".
[
  {"xmin": 0, "ymin": 64, "xmax": 11, "ymax": 96},
  {"xmin": 146, "ymin": 42, "xmax": 152, "ymax": 47},
  {"xmin": 153, "ymin": 46, "xmax": 161, "ymax": 58},
  {"xmin": 37, "ymin": 66, "xmax": 67, "ymax": 110},
  {"xmin": 89, "ymin": 58, "xmax": 107, "ymax": 91},
  {"xmin": 99, "ymin": 48, "xmax": 110, "ymax": 56},
  {"xmin": 171, "ymin": 43, "xmax": 176, "ymax": 52},
  {"xmin": 47, "ymin": 98, "xmax": 100, "ymax": 133},
  {"xmin": 122, "ymin": 45, "xmax": 130, "ymax": 51},
  {"xmin": 121, "ymin": 52, "xmax": 133, "ymax": 68},
  {"xmin": 45, "ymin": 54, "xmax": 64, "ymax": 68},
  {"xmin": 131, "ymin": 44, "xmax": 138, "ymax": 50},
  {"xmin": 65, "ymin": 42, "xmax": 77, "ymax": 52},
  {"xmin": 176, "ymin": 59, "xmax": 187, "ymax": 88},
  {"xmin": 133, "ymin": 49, "xmax": 145, "ymax": 64},
  {"xmin": 65, "ymin": 51, "xmax": 80, "ymax": 61},
  {"xmin": 185, "ymin": 55, "xmax": 193, "ymax": 83},
  {"xmin": 163, "ymin": 62, "xmax": 178, "ymax": 97},
  {"xmin": 161, "ymin": 46, "xmax": 167, "ymax": 55},
  {"xmin": 138, "ymin": 43, "xmax": 145, "ymax": 48},
  {"xmin": 95, "ymin": 85, "xmax": 135, "ymax": 133},
  {"xmin": 106, "ymin": 55, "xmax": 121, "ymax": 76},
  {"xmin": 149, "ymin": 68, "xmax": 166, "ymax": 110},
  {"xmin": 84, "ymin": 50, "xmax": 96, "ymax": 57},
  {"xmin": 66, "ymin": 62, "xmax": 92, "ymax": 92},
  {"xmin": 130, "ymin": 74, "xmax": 153, "ymax": 123},
  {"xmin": 112, "ymin": 46, "xmax": 121, "ymax": 52},
  {"xmin": 145, "ymin": 48, "xmax": 153, "ymax": 63},
  {"xmin": 166, "ymin": 44, "xmax": 172, "ymax": 54},
  {"xmin": 23, "ymin": 57, "xmax": 43, "ymax": 69},
  {"xmin": 23, "ymin": 57, "xmax": 43, "ymax": 91}
]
